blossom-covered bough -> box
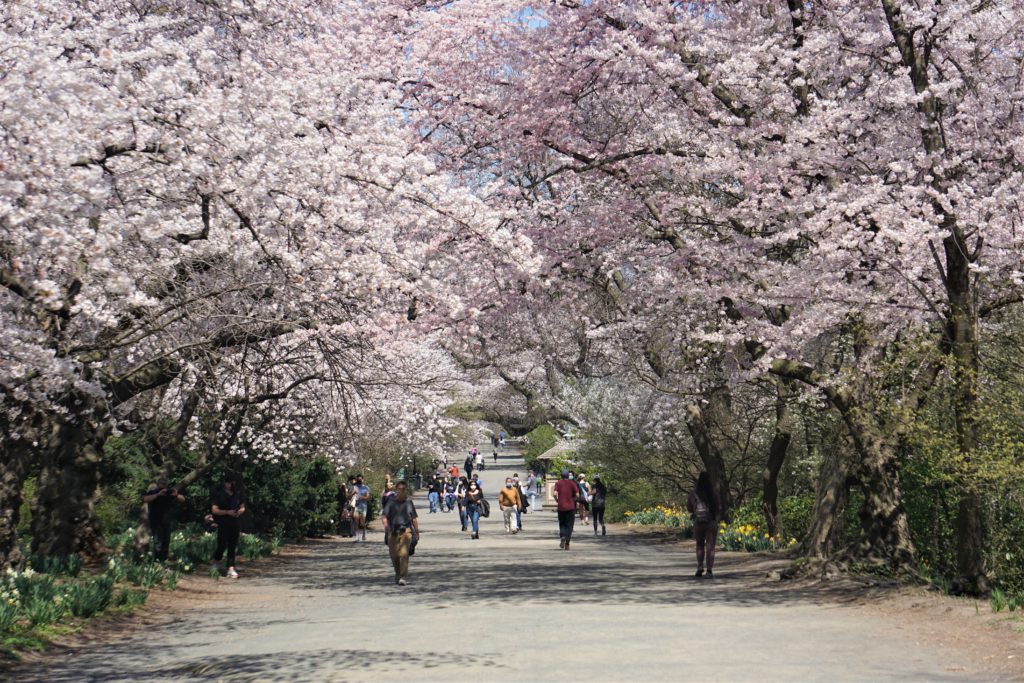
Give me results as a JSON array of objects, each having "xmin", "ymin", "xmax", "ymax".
[
  {"xmin": 0, "ymin": 0, "xmax": 526, "ymax": 567},
  {"xmin": 406, "ymin": 0, "xmax": 1024, "ymax": 593}
]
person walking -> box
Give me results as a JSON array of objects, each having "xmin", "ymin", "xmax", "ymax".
[
  {"xmin": 427, "ymin": 476, "xmax": 441, "ymax": 513},
  {"xmin": 591, "ymin": 474, "xmax": 608, "ymax": 536},
  {"xmin": 456, "ymin": 476, "xmax": 469, "ymax": 531},
  {"xmin": 381, "ymin": 480, "xmax": 420, "ymax": 586},
  {"xmin": 474, "ymin": 448, "xmax": 485, "ymax": 472},
  {"xmin": 353, "ymin": 475, "xmax": 371, "ymax": 542},
  {"xmin": 499, "ymin": 477, "xmax": 523, "ymax": 534},
  {"xmin": 512, "ymin": 473, "xmax": 524, "ymax": 530},
  {"xmin": 211, "ymin": 477, "xmax": 246, "ymax": 579},
  {"xmin": 552, "ymin": 469, "xmax": 579, "ymax": 550},
  {"xmin": 464, "ymin": 479, "xmax": 484, "ymax": 539},
  {"xmin": 444, "ymin": 478, "xmax": 457, "ymax": 512},
  {"xmin": 525, "ymin": 470, "xmax": 539, "ymax": 512},
  {"xmin": 464, "ymin": 453, "xmax": 474, "ymax": 480},
  {"xmin": 577, "ymin": 474, "xmax": 591, "ymax": 525},
  {"xmin": 686, "ymin": 472, "xmax": 722, "ymax": 578},
  {"xmin": 143, "ymin": 477, "xmax": 184, "ymax": 563}
]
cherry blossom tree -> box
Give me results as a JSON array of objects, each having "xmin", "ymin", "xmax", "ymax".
[
  {"xmin": 0, "ymin": 0, "xmax": 523, "ymax": 565},
  {"xmin": 407, "ymin": 0, "xmax": 1024, "ymax": 589}
]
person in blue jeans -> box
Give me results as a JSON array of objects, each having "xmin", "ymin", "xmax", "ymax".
[
  {"xmin": 427, "ymin": 477, "xmax": 441, "ymax": 513},
  {"xmin": 444, "ymin": 480, "xmax": 457, "ymax": 512},
  {"xmin": 464, "ymin": 479, "xmax": 483, "ymax": 539}
]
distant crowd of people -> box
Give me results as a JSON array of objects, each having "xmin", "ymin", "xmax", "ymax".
[{"xmin": 142, "ymin": 429, "xmax": 722, "ymax": 587}]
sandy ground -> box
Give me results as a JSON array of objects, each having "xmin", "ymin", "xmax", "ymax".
[{"xmin": 6, "ymin": 447, "xmax": 1023, "ymax": 682}]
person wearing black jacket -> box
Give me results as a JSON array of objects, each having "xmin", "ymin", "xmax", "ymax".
[
  {"xmin": 381, "ymin": 481, "xmax": 420, "ymax": 586},
  {"xmin": 143, "ymin": 478, "xmax": 184, "ymax": 562},
  {"xmin": 591, "ymin": 474, "xmax": 608, "ymax": 537},
  {"xmin": 212, "ymin": 478, "xmax": 246, "ymax": 579}
]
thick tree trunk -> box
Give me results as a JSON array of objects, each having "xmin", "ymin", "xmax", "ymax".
[
  {"xmin": 685, "ymin": 397, "xmax": 732, "ymax": 518},
  {"xmin": 31, "ymin": 404, "xmax": 110, "ymax": 561},
  {"xmin": 0, "ymin": 408, "xmax": 55, "ymax": 568},
  {"xmin": 839, "ymin": 414, "xmax": 917, "ymax": 572},
  {"xmin": 943, "ymin": 231, "xmax": 988, "ymax": 595},
  {"xmin": 0, "ymin": 448, "xmax": 29, "ymax": 570},
  {"xmin": 762, "ymin": 379, "xmax": 794, "ymax": 537},
  {"xmin": 804, "ymin": 439, "xmax": 851, "ymax": 560}
]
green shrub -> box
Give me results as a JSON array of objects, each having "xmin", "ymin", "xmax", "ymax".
[
  {"xmin": 66, "ymin": 576, "xmax": 114, "ymax": 618},
  {"xmin": 24, "ymin": 578, "xmax": 64, "ymax": 627},
  {"xmin": 116, "ymin": 588, "xmax": 148, "ymax": 608},
  {"xmin": 240, "ymin": 533, "xmax": 274, "ymax": 561},
  {"xmin": 522, "ymin": 425, "xmax": 559, "ymax": 471},
  {"xmin": 0, "ymin": 599, "xmax": 18, "ymax": 633},
  {"xmin": 169, "ymin": 531, "xmax": 217, "ymax": 570},
  {"xmin": 991, "ymin": 588, "xmax": 1008, "ymax": 613},
  {"xmin": 29, "ymin": 554, "xmax": 82, "ymax": 577},
  {"xmin": 125, "ymin": 562, "xmax": 165, "ymax": 589}
]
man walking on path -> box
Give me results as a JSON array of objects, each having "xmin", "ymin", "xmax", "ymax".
[
  {"xmin": 211, "ymin": 478, "xmax": 245, "ymax": 578},
  {"xmin": 499, "ymin": 477, "xmax": 523, "ymax": 534},
  {"xmin": 381, "ymin": 480, "xmax": 419, "ymax": 586},
  {"xmin": 552, "ymin": 469, "xmax": 579, "ymax": 550}
]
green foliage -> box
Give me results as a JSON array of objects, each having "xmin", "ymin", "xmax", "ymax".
[
  {"xmin": 779, "ymin": 494, "xmax": 815, "ymax": 544},
  {"xmin": 65, "ymin": 576, "xmax": 114, "ymax": 618},
  {"xmin": 124, "ymin": 562, "xmax": 166, "ymax": 589},
  {"xmin": 29, "ymin": 554, "xmax": 82, "ymax": 577},
  {"xmin": 116, "ymin": 588, "xmax": 147, "ymax": 608},
  {"xmin": 0, "ymin": 600, "xmax": 17, "ymax": 632},
  {"xmin": 522, "ymin": 425, "xmax": 559, "ymax": 471},
  {"xmin": 240, "ymin": 534, "xmax": 274, "ymax": 562},
  {"xmin": 623, "ymin": 505, "xmax": 693, "ymax": 535},
  {"xmin": 603, "ymin": 478, "xmax": 660, "ymax": 523},
  {"xmin": 991, "ymin": 589, "xmax": 1008, "ymax": 613},
  {"xmin": 717, "ymin": 521, "xmax": 797, "ymax": 552},
  {"xmin": 243, "ymin": 455, "xmax": 339, "ymax": 539}
]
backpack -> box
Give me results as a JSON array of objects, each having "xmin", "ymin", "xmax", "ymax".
[
  {"xmin": 693, "ymin": 495, "xmax": 712, "ymax": 524},
  {"xmin": 480, "ymin": 497, "xmax": 491, "ymax": 518}
]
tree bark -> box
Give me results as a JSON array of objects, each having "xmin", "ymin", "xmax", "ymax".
[
  {"xmin": 804, "ymin": 438, "xmax": 851, "ymax": 560},
  {"xmin": 685, "ymin": 397, "xmax": 732, "ymax": 518},
  {"xmin": 30, "ymin": 400, "xmax": 110, "ymax": 561},
  {"xmin": 943, "ymin": 230, "xmax": 988, "ymax": 595},
  {"xmin": 839, "ymin": 412, "xmax": 917, "ymax": 572},
  {"xmin": 762, "ymin": 379, "xmax": 795, "ymax": 537}
]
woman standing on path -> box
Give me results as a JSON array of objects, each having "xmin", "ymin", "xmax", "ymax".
[
  {"xmin": 465, "ymin": 479, "xmax": 484, "ymax": 539},
  {"xmin": 591, "ymin": 474, "xmax": 608, "ymax": 537},
  {"xmin": 686, "ymin": 472, "xmax": 722, "ymax": 578}
]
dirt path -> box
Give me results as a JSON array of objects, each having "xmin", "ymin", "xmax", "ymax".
[{"xmin": 8, "ymin": 446, "xmax": 1023, "ymax": 682}]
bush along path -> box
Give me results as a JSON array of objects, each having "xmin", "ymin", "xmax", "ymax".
[
  {"xmin": 5, "ymin": 444, "xmax": 1023, "ymax": 683},
  {"xmin": 0, "ymin": 530, "xmax": 279, "ymax": 661}
]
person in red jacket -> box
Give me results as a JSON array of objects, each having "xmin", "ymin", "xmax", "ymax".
[{"xmin": 552, "ymin": 469, "xmax": 580, "ymax": 550}]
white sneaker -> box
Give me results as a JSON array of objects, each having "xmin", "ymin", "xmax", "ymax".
[{"xmin": 227, "ymin": 567, "xmax": 239, "ymax": 579}]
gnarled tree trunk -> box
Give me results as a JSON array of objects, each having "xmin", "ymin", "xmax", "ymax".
[{"xmin": 30, "ymin": 399, "xmax": 110, "ymax": 561}]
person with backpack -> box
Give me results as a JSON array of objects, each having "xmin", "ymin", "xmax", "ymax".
[
  {"xmin": 576, "ymin": 473, "xmax": 591, "ymax": 525},
  {"xmin": 686, "ymin": 471, "xmax": 723, "ymax": 578},
  {"xmin": 381, "ymin": 480, "xmax": 419, "ymax": 586},
  {"xmin": 591, "ymin": 474, "xmax": 608, "ymax": 537}
]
